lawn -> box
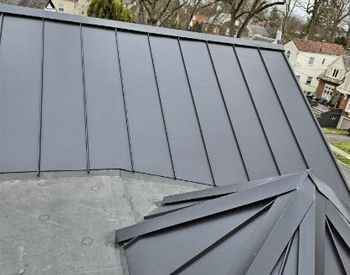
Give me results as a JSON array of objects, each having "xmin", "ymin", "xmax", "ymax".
[
  {"xmin": 331, "ymin": 142, "xmax": 350, "ymax": 154},
  {"xmin": 334, "ymin": 153, "xmax": 350, "ymax": 167},
  {"xmin": 322, "ymin": 128, "xmax": 349, "ymax": 135}
]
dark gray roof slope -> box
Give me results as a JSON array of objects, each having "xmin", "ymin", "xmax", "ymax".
[
  {"xmin": 116, "ymin": 171, "xmax": 350, "ymax": 275},
  {"xmin": 0, "ymin": 4, "xmax": 349, "ymax": 203},
  {"xmin": 0, "ymin": 0, "xmax": 51, "ymax": 9}
]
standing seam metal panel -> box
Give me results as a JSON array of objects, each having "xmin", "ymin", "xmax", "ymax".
[
  {"xmin": 40, "ymin": 21, "xmax": 87, "ymax": 171},
  {"xmin": 79, "ymin": 24, "xmax": 90, "ymax": 173},
  {"xmin": 179, "ymin": 39, "xmax": 247, "ymax": 186},
  {"xmin": 0, "ymin": 15, "xmax": 41, "ymax": 172},
  {"xmin": 148, "ymin": 36, "xmax": 213, "ymax": 184},
  {"xmin": 206, "ymin": 42, "xmax": 249, "ymax": 181},
  {"xmin": 260, "ymin": 49, "xmax": 350, "ymax": 204},
  {"xmin": 116, "ymin": 31, "xmax": 173, "ymax": 177},
  {"xmin": 234, "ymin": 46, "xmax": 306, "ymax": 175},
  {"xmin": 82, "ymin": 26, "xmax": 131, "ymax": 170},
  {"xmin": 257, "ymin": 48, "xmax": 309, "ymax": 171},
  {"xmin": 208, "ymin": 43, "xmax": 278, "ymax": 180},
  {"xmin": 147, "ymin": 34, "xmax": 176, "ymax": 179},
  {"xmin": 37, "ymin": 18, "xmax": 45, "ymax": 176}
]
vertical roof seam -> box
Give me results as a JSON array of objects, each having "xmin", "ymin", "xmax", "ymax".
[
  {"xmin": 206, "ymin": 41, "xmax": 250, "ymax": 181},
  {"xmin": 115, "ymin": 28, "xmax": 134, "ymax": 172},
  {"xmin": 79, "ymin": 24, "xmax": 90, "ymax": 173},
  {"xmin": 0, "ymin": 13, "xmax": 3, "ymax": 172},
  {"xmin": 147, "ymin": 33, "xmax": 176, "ymax": 179},
  {"xmin": 37, "ymin": 18, "xmax": 45, "ymax": 176},
  {"xmin": 257, "ymin": 48, "xmax": 309, "ymax": 171},
  {"xmin": 177, "ymin": 37, "xmax": 216, "ymax": 186},
  {"xmin": 232, "ymin": 45, "xmax": 281, "ymax": 176}
]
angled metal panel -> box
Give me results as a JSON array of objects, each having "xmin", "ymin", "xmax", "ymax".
[
  {"xmin": 298, "ymin": 200, "xmax": 316, "ymax": 275},
  {"xmin": 245, "ymin": 179, "xmax": 315, "ymax": 275},
  {"xmin": 116, "ymin": 176, "xmax": 299, "ymax": 242},
  {"xmin": 208, "ymin": 43, "xmax": 278, "ymax": 180},
  {"xmin": 326, "ymin": 220, "xmax": 350, "ymax": 274},
  {"xmin": 260, "ymin": 49, "xmax": 350, "ymax": 203},
  {"xmin": 40, "ymin": 21, "xmax": 86, "ymax": 171},
  {"xmin": 116, "ymin": 31, "xmax": 173, "ymax": 177},
  {"xmin": 0, "ymin": 15, "xmax": 41, "ymax": 172},
  {"xmin": 174, "ymin": 203, "xmax": 272, "ymax": 275},
  {"xmin": 234, "ymin": 46, "xmax": 306, "ymax": 175},
  {"xmin": 125, "ymin": 202, "xmax": 270, "ymax": 275},
  {"xmin": 148, "ymin": 35, "xmax": 212, "ymax": 184},
  {"xmin": 179, "ymin": 39, "xmax": 247, "ymax": 186},
  {"xmin": 326, "ymin": 202, "xmax": 350, "ymax": 247},
  {"xmin": 81, "ymin": 26, "xmax": 131, "ymax": 170},
  {"xmin": 162, "ymin": 171, "xmax": 306, "ymax": 205},
  {"xmin": 324, "ymin": 224, "xmax": 345, "ymax": 275},
  {"xmin": 280, "ymin": 231, "xmax": 299, "ymax": 274}
]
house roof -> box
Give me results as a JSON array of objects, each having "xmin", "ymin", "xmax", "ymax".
[
  {"xmin": 292, "ymin": 38, "xmax": 346, "ymax": 56},
  {"xmin": 343, "ymin": 55, "xmax": 350, "ymax": 71},
  {"xmin": 116, "ymin": 170, "xmax": 350, "ymax": 275},
  {"xmin": 0, "ymin": 0, "xmax": 52, "ymax": 9},
  {"xmin": 0, "ymin": 3, "xmax": 349, "ymax": 205},
  {"xmin": 317, "ymin": 73, "xmax": 343, "ymax": 85}
]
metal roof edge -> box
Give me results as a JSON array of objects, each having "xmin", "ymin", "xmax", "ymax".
[{"xmin": 0, "ymin": 3, "xmax": 284, "ymax": 51}]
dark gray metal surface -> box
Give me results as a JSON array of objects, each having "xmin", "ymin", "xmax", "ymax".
[
  {"xmin": 82, "ymin": 26, "xmax": 131, "ymax": 170},
  {"xmin": 117, "ymin": 31, "xmax": 173, "ymax": 178},
  {"xmin": 0, "ymin": 16, "xmax": 41, "ymax": 172},
  {"xmin": 116, "ymin": 171, "xmax": 350, "ymax": 275},
  {"xmin": 41, "ymin": 21, "xmax": 87, "ymax": 171},
  {"xmin": 0, "ymin": 4, "xmax": 349, "ymax": 202}
]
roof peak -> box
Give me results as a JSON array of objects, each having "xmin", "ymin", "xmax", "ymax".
[{"xmin": 291, "ymin": 38, "xmax": 345, "ymax": 56}]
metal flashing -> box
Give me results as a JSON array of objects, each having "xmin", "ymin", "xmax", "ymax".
[{"xmin": 116, "ymin": 171, "xmax": 350, "ymax": 275}]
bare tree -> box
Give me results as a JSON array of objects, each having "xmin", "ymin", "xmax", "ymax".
[
  {"xmin": 235, "ymin": 0, "xmax": 284, "ymax": 37},
  {"xmin": 134, "ymin": 0, "xmax": 189, "ymax": 26},
  {"xmin": 280, "ymin": 0, "xmax": 299, "ymax": 36},
  {"xmin": 328, "ymin": 0, "xmax": 350, "ymax": 38},
  {"xmin": 300, "ymin": 0, "xmax": 326, "ymax": 39}
]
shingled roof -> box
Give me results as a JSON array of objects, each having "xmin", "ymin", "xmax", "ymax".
[{"xmin": 293, "ymin": 38, "xmax": 345, "ymax": 56}]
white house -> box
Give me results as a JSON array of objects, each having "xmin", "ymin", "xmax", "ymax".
[{"xmin": 284, "ymin": 39, "xmax": 345, "ymax": 95}]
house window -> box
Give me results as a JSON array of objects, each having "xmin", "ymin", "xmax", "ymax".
[
  {"xmin": 306, "ymin": 76, "xmax": 312, "ymax": 85},
  {"xmin": 322, "ymin": 58, "xmax": 326, "ymax": 64},
  {"xmin": 332, "ymin": 69, "xmax": 339, "ymax": 78},
  {"xmin": 286, "ymin": 50, "xmax": 291, "ymax": 58},
  {"xmin": 321, "ymin": 85, "xmax": 334, "ymax": 101},
  {"xmin": 308, "ymin": 57, "xmax": 315, "ymax": 65},
  {"xmin": 58, "ymin": 3, "xmax": 64, "ymax": 12},
  {"xmin": 296, "ymin": 75, "xmax": 300, "ymax": 82}
]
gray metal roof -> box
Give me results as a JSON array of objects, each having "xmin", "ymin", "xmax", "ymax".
[
  {"xmin": 0, "ymin": 4, "xmax": 349, "ymax": 205},
  {"xmin": 116, "ymin": 170, "xmax": 350, "ymax": 275}
]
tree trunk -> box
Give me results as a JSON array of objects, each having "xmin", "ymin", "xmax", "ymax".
[
  {"xmin": 304, "ymin": 0, "xmax": 323, "ymax": 40},
  {"xmin": 236, "ymin": 13, "xmax": 252, "ymax": 37}
]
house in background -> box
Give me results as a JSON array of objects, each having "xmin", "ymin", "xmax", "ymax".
[
  {"xmin": 0, "ymin": 0, "xmax": 56, "ymax": 10},
  {"xmin": 312, "ymin": 55, "xmax": 350, "ymax": 129},
  {"xmin": 284, "ymin": 39, "xmax": 345, "ymax": 95},
  {"xmin": 315, "ymin": 55, "xmax": 350, "ymax": 107},
  {"xmin": 51, "ymin": 0, "xmax": 89, "ymax": 15}
]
